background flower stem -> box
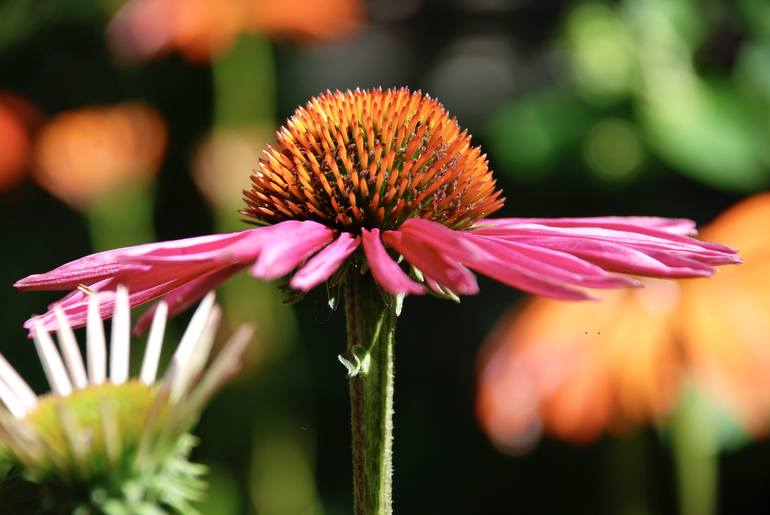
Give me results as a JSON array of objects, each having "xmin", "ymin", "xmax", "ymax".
[
  {"xmin": 86, "ymin": 182, "xmax": 155, "ymax": 251},
  {"xmin": 671, "ymin": 387, "xmax": 718, "ymax": 515},
  {"xmin": 344, "ymin": 268, "xmax": 396, "ymax": 515},
  {"xmin": 207, "ymin": 36, "xmax": 321, "ymax": 515}
]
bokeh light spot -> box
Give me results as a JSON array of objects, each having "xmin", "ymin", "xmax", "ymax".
[
  {"xmin": 584, "ymin": 118, "xmax": 643, "ymax": 182},
  {"xmin": 565, "ymin": 3, "xmax": 636, "ymax": 100}
]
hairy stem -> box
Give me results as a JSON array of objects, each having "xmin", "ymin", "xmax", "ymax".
[{"xmin": 343, "ymin": 268, "xmax": 396, "ymax": 515}]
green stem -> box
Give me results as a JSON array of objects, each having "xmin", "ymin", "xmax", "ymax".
[
  {"xmin": 671, "ymin": 389, "xmax": 718, "ymax": 515},
  {"xmin": 212, "ymin": 35, "xmax": 274, "ymax": 127},
  {"xmin": 343, "ymin": 268, "xmax": 396, "ymax": 515}
]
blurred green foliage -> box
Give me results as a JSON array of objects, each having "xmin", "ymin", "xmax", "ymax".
[{"xmin": 487, "ymin": 0, "xmax": 770, "ymax": 193}]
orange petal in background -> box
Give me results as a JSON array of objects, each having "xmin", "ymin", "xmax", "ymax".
[
  {"xmin": 109, "ymin": 0, "xmax": 364, "ymax": 63},
  {"xmin": 678, "ymin": 193, "xmax": 770, "ymax": 435},
  {"xmin": 477, "ymin": 193, "xmax": 770, "ymax": 452},
  {"xmin": 32, "ymin": 102, "xmax": 167, "ymax": 210},
  {"xmin": 109, "ymin": 0, "xmax": 244, "ymax": 62},
  {"xmin": 477, "ymin": 283, "xmax": 681, "ymax": 451},
  {"xmin": 0, "ymin": 92, "xmax": 40, "ymax": 192},
  {"xmin": 245, "ymin": 0, "xmax": 363, "ymax": 42}
]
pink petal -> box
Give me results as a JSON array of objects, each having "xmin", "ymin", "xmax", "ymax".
[
  {"xmin": 476, "ymin": 216, "xmax": 698, "ymax": 236},
  {"xmin": 13, "ymin": 253, "xmax": 143, "ymax": 291},
  {"xmin": 382, "ymin": 230, "xmax": 479, "ymax": 295},
  {"xmin": 290, "ymin": 233, "xmax": 359, "ymax": 292},
  {"xmin": 471, "ymin": 236, "xmax": 641, "ymax": 289},
  {"xmin": 360, "ymin": 228, "xmax": 426, "ymax": 296},
  {"xmin": 24, "ymin": 262, "xmax": 221, "ymax": 333},
  {"xmin": 473, "ymin": 220, "xmax": 738, "ymax": 258},
  {"xmin": 13, "ymin": 231, "xmax": 253, "ymax": 291},
  {"xmin": 398, "ymin": 219, "xmax": 591, "ymax": 300},
  {"xmin": 16, "ymin": 222, "xmax": 332, "ymax": 331},
  {"xmin": 121, "ymin": 224, "xmax": 293, "ymax": 264},
  {"xmin": 249, "ymin": 221, "xmax": 335, "ymax": 280},
  {"xmin": 496, "ymin": 235, "xmax": 716, "ymax": 278},
  {"xmin": 133, "ymin": 264, "xmax": 244, "ymax": 335}
]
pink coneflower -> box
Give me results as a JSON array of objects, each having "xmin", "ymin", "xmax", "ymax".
[
  {"xmin": 16, "ymin": 88, "xmax": 737, "ymax": 333},
  {"xmin": 15, "ymin": 87, "xmax": 739, "ymax": 515}
]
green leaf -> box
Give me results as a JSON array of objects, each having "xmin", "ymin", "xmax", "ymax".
[
  {"xmin": 486, "ymin": 88, "xmax": 594, "ymax": 179},
  {"xmin": 641, "ymin": 79, "xmax": 769, "ymax": 192}
]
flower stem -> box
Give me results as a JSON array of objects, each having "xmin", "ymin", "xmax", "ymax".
[
  {"xmin": 87, "ymin": 183, "xmax": 155, "ymax": 251},
  {"xmin": 671, "ymin": 387, "xmax": 718, "ymax": 515},
  {"xmin": 343, "ymin": 268, "xmax": 396, "ymax": 515}
]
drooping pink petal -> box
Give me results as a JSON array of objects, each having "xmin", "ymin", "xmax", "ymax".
[
  {"xmin": 496, "ymin": 235, "xmax": 712, "ymax": 279},
  {"xmin": 471, "ymin": 218, "xmax": 741, "ymax": 276},
  {"xmin": 13, "ymin": 251, "xmax": 143, "ymax": 291},
  {"xmin": 360, "ymin": 228, "xmax": 425, "ymax": 296},
  {"xmin": 133, "ymin": 263, "xmax": 243, "ymax": 335},
  {"xmin": 470, "ymin": 236, "xmax": 641, "ymax": 289},
  {"xmin": 382, "ymin": 230, "xmax": 479, "ymax": 295},
  {"xmin": 24, "ymin": 261, "xmax": 221, "ymax": 333},
  {"xmin": 250, "ymin": 221, "xmax": 335, "ymax": 280},
  {"xmin": 15, "ymin": 221, "xmax": 335, "ymax": 331},
  {"xmin": 120, "ymin": 223, "xmax": 293, "ymax": 264},
  {"xmin": 13, "ymin": 231, "xmax": 253, "ymax": 291},
  {"xmin": 290, "ymin": 232, "xmax": 359, "ymax": 292},
  {"xmin": 398, "ymin": 219, "xmax": 592, "ymax": 300},
  {"xmin": 29, "ymin": 278, "xmax": 117, "ymax": 331},
  {"xmin": 475, "ymin": 217, "xmax": 698, "ymax": 236},
  {"xmin": 473, "ymin": 220, "xmax": 739, "ymax": 259}
]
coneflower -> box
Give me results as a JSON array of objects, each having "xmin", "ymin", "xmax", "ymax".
[
  {"xmin": 0, "ymin": 288, "xmax": 251, "ymax": 514},
  {"xmin": 15, "ymin": 88, "xmax": 739, "ymax": 515}
]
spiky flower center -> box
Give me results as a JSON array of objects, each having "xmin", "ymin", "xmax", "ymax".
[{"xmin": 242, "ymin": 88, "xmax": 504, "ymax": 231}]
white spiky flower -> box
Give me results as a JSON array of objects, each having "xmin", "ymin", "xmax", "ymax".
[{"xmin": 0, "ymin": 287, "xmax": 252, "ymax": 514}]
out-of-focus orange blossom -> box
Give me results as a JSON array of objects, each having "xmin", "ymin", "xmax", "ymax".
[
  {"xmin": 0, "ymin": 92, "xmax": 40, "ymax": 192},
  {"xmin": 108, "ymin": 0, "xmax": 363, "ymax": 62},
  {"xmin": 32, "ymin": 103, "xmax": 167, "ymax": 210},
  {"xmin": 677, "ymin": 195, "xmax": 770, "ymax": 433},
  {"xmin": 476, "ymin": 194, "xmax": 770, "ymax": 452},
  {"xmin": 246, "ymin": 0, "xmax": 362, "ymax": 42}
]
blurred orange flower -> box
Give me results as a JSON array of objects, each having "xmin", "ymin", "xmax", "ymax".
[
  {"xmin": 108, "ymin": 0, "xmax": 363, "ymax": 62},
  {"xmin": 32, "ymin": 103, "xmax": 167, "ymax": 210},
  {"xmin": 476, "ymin": 194, "xmax": 770, "ymax": 451},
  {"xmin": 246, "ymin": 0, "xmax": 362, "ymax": 41},
  {"xmin": 0, "ymin": 92, "xmax": 39, "ymax": 192}
]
